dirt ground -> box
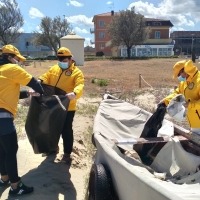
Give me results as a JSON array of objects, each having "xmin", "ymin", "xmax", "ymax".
[
  {"xmin": 0, "ymin": 58, "xmax": 194, "ymax": 199},
  {"xmin": 0, "ymin": 97, "xmax": 101, "ymax": 200}
]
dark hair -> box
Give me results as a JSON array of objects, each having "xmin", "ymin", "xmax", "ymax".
[
  {"xmin": 0, "ymin": 54, "xmax": 14, "ymax": 65},
  {"xmin": 57, "ymin": 56, "xmax": 72, "ymax": 62},
  {"xmin": 178, "ymin": 68, "xmax": 184, "ymax": 76}
]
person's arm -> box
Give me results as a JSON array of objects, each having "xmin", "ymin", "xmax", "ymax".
[
  {"xmin": 26, "ymin": 77, "xmax": 44, "ymax": 94},
  {"xmin": 19, "ymin": 90, "xmax": 30, "ymax": 99},
  {"xmin": 72, "ymin": 70, "xmax": 84, "ymax": 99},
  {"xmin": 160, "ymin": 83, "xmax": 185, "ymax": 106}
]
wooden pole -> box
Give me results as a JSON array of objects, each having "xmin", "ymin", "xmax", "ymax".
[
  {"xmin": 139, "ymin": 74, "xmax": 141, "ymax": 88},
  {"xmin": 174, "ymin": 124, "xmax": 200, "ymax": 147},
  {"xmin": 111, "ymin": 136, "xmax": 187, "ymax": 145}
]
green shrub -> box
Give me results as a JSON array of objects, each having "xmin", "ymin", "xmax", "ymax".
[
  {"xmin": 97, "ymin": 79, "xmax": 109, "ymax": 87},
  {"xmin": 96, "ymin": 51, "xmax": 104, "ymax": 56},
  {"xmin": 91, "ymin": 78, "xmax": 95, "ymax": 83}
]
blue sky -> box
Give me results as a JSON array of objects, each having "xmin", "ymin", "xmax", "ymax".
[{"xmin": 11, "ymin": 0, "xmax": 200, "ymax": 46}]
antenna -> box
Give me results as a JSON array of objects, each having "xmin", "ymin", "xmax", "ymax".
[{"xmin": 108, "ymin": 2, "xmax": 114, "ymax": 11}]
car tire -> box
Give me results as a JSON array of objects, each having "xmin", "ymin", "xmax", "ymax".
[{"xmin": 88, "ymin": 163, "xmax": 112, "ymax": 200}]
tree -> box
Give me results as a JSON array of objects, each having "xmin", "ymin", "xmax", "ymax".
[
  {"xmin": 107, "ymin": 7, "xmax": 150, "ymax": 58},
  {"xmin": 0, "ymin": 0, "xmax": 24, "ymax": 45},
  {"xmin": 33, "ymin": 16, "xmax": 72, "ymax": 54}
]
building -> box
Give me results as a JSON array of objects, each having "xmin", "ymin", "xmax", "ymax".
[
  {"xmin": 0, "ymin": 33, "xmax": 54, "ymax": 58},
  {"xmin": 60, "ymin": 33, "xmax": 85, "ymax": 66},
  {"xmin": 91, "ymin": 11, "xmax": 115, "ymax": 56},
  {"xmin": 170, "ymin": 31, "xmax": 200, "ymax": 56},
  {"xmin": 84, "ymin": 45, "xmax": 95, "ymax": 56},
  {"xmin": 91, "ymin": 11, "xmax": 175, "ymax": 57}
]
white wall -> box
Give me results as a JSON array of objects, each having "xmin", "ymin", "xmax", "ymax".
[{"xmin": 60, "ymin": 39, "xmax": 85, "ymax": 66}]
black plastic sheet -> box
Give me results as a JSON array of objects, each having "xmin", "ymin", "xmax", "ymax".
[
  {"xmin": 134, "ymin": 103, "xmax": 166, "ymax": 158},
  {"xmin": 25, "ymin": 84, "xmax": 69, "ymax": 154}
]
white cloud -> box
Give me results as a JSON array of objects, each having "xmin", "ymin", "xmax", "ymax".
[
  {"xmin": 107, "ymin": 1, "xmax": 113, "ymax": 5},
  {"xmin": 127, "ymin": 0, "xmax": 200, "ymax": 29},
  {"xmin": 66, "ymin": 3, "xmax": 70, "ymax": 6},
  {"xmin": 18, "ymin": 27, "xmax": 24, "ymax": 32},
  {"xmin": 73, "ymin": 27, "xmax": 89, "ymax": 34},
  {"xmin": 67, "ymin": 0, "xmax": 84, "ymax": 7},
  {"xmin": 67, "ymin": 15, "xmax": 93, "ymax": 27},
  {"xmin": 84, "ymin": 37, "xmax": 94, "ymax": 47},
  {"xmin": 29, "ymin": 7, "xmax": 44, "ymax": 19}
]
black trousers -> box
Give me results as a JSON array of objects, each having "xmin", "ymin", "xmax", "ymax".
[
  {"xmin": 0, "ymin": 131, "xmax": 20, "ymax": 183},
  {"xmin": 61, "ymin": 111, "xmax": 75, "ymax": 154}
]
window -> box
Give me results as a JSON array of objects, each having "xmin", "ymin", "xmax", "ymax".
[
  {"xmin": 158, "ymin": 48, "xmax": 172, "ymax": 56},
  {"xmin": 152, "ymin": 22, "xmax": 161, "ymax": 26},
  {"xmin": 121, "ymin": 49, "xmax": 127, "ymax": 57},
  {"xmin": 137, "ymin": 48, "xmax": 148, "ymax": 56},
  {"xmin": 99, "ymin": 44, "xmax": 104, "ymax": 49},
  {"xmin": 131, "ymin": 48, "xmax": 136, "ymax": 56},
  {"xmin": 155, "ymin": 31, "xmax": 160, "ymax": 39},
  {"xmin": 136, "ymin": 48, "xmax": 158, "ymax": 56},
  {"xmin": 99, "ymin": 32, "xmax": 105, "ymax": 38},
  {"xmin": 99, "ymin": 20, "xmax": 105, "ymax": 26}
]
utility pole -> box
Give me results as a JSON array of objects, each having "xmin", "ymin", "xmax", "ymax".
[{"xmin": 191, "ymin": 33, "xmax": 195, "ymax": 52}]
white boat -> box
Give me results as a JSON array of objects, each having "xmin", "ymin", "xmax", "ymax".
[{"xmin": 87, "ymin": 94, "xmax": 200, "ymax": 200}]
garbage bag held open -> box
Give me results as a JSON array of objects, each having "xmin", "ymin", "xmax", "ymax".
[{"xmin": 25, "ymin": 84, "xmax": 70, "ymax": 154}]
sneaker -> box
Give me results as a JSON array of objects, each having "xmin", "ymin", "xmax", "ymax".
[
  {"xmin": 9, "ymin": 181, "xmax": 34, "ymax": 196},
  {"xmin": 55, "ymin": 153, "xmax": 72, "ymax": 163},
  {"xmin": 0, "ymin": 179, "xmax": 10, "ymax": 187}
]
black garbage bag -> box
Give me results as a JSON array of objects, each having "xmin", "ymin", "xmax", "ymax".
[
  {"xmin": 25, "ymin": 84, "xmax": 70, "ymax": 154},
  {"xmin": 134, "ymin": 103, "xmax": 166, "ymax": 158}
]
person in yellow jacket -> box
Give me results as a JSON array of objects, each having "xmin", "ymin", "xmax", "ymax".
[
  {"xmin": 38, "ymin": 47, "xmax": 84, "ymax": 163},
  {"xmin": 159, "ymin": 59, "xmax": 200, "ymax": 134},
  {"xmin": 0, "ymin": 45, "xmax": 44, "ymax": 195}
]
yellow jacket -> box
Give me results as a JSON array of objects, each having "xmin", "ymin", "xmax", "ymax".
[
  {"xmin": 0, "ymin": 64, "xmax": 32, "ymax": 118},
  {"xmin": 164, "ymin": 63, "xmax": 200, "ymax": 128},
  {"xmin": 39, "ymin": 62, "xmax": 84, "ymax": 111}
]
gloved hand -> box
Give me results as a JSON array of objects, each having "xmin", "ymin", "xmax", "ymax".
[
  {"xmin": 66, "ymin": 92, "xmax": 76, "ymax": 100},
  {"xmin": 157, "ymin": 99, "xmax": 165, "ymax": 107},
  {"xmin": 28, "ymin": 90, "xmax": 41, "ymax": 97}
]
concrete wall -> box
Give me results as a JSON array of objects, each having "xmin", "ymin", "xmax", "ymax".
[{"xmin": 60, "ymin": 38, "xmax": 85, "ymax": 66}]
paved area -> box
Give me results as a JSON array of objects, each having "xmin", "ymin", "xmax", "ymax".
[{"xmin": 0, "ymin": 138, "xmax": 86, "ymax": 200}]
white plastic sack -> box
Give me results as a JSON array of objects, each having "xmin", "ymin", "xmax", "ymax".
[
  {"xmin": 157, "ymin": 120, "xmax": 174, "ymax": 137},
  {"xmin": 167, "ymin": 94, "xmax": 187, "ymax": 121}
]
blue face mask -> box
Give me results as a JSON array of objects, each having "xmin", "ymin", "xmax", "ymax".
[
  {"xmin": 58, "ymin": 61, "xmax": 69, "ymax": 69},
  {"xmin": 178, "ymin": 76, "xmax": 186, "ymax": 82}
]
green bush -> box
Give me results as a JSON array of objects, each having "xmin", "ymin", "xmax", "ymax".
[
  {"xmin": 97, "ymin": 79, "xmax": 109, "ymax": 87},
  {"xmin": 84, "ymin": 55, "xmax": 178, "ymax": 61},
  {"xmin": 96, "ymin": 51, "xmax": 104, "ymax": 56}
]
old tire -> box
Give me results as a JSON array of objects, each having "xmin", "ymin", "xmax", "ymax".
[{"xmin": 88, "ymin": 163, "xmax": 112, "ymax": 200}]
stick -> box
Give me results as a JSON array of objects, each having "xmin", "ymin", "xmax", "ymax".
[
  {"xmin": 111, "ymin": 136, "xmax": 187, "ymax": 145},
  {"xmin": 174, "ymin": 124, "xmax": 200, "ymax": 147}
]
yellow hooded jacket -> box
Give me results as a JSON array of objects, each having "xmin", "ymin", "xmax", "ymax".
[
  {"xmin": 39, "ymin": 62, "xmax": 84, "ymax": 111},
  {"xmin": 163, "ymin": 61, "xmax": 200, "ymax": 128},
  {"xmin": 0, "ymin": 64, "xmax": 32, "ymax": 118}
]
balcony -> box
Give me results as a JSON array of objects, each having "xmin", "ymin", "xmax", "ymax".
[
  {"xmin": 90, "ymin": 40, "xmax": 95, "ymax": 45},
  {"xmin": 90, "ymin": 28, "xmax": 95, "ymax": 34},
  {"xmin": 144, "ymin": 38, "xmax": 173, "ymax": 44}
]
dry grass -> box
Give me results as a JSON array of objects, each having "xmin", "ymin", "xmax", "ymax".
[
  {"xmin": 22, "ymin": 58, "xmax": 200, "ymax": 131},
  {"xmin": 24, "ymin": 58, "xmax": 200, "ymax": 96}
]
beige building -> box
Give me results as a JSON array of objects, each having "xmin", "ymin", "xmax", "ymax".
[{"xmin": 60, "ymin": 33, "xmax": 85, "ymax": 66}]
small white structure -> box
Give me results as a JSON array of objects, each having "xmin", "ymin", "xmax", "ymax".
[{"xmin": 60, "ymin": 33, "xmax": 85, "ymax": 66}]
